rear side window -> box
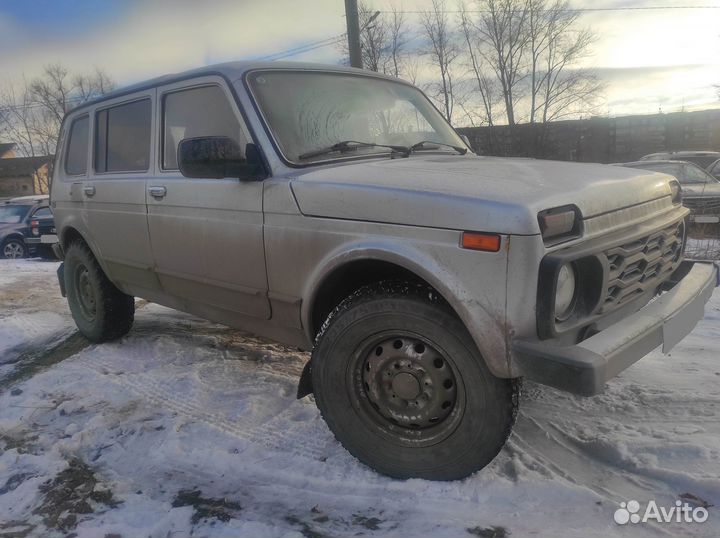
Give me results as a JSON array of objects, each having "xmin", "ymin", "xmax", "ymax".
[
  {"xmin": 65, "ymin": 116, "xmax": 89, "ymax": 175},
  {"xmin": 162, "ymin": 85, "xmax": 245, "ymax": 170},
  {"xmin": 95, "ymin": 99, "xmax": 151, "ymax": 173},
  {"xmin": 32, "ymin": 207, "xmax": 52, "ymax": 218}
]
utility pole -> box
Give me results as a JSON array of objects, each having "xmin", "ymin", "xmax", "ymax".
[{"xmin": 345, "ymin": 0, "xmax": 363, "ymax": 68}]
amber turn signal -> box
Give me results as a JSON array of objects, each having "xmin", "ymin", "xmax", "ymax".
[{"xmin": 461, "ymin": 232, "xmax": 501, "ymax": 252}]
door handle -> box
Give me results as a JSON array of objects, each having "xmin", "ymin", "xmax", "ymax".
[
  {"xmin": 83, "ymin": 185, "xmax": 95, "ymax": 197},
  {"xmin": 148, "ymin": 186, "xmax": 167, "ymax": 199}
]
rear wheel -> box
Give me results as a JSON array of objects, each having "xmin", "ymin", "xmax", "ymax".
[
  {"xmin": 2, "ymin": 238, "xmax": 27, "ymax": 259},
  {"xmin": 311, "ymin": 282, "xmax": 519, "ymax": 480},
  {"xmin": 64, "ymin": 241, "xmax": 135, "ymax": 342}
]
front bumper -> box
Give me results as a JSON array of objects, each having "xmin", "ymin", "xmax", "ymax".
[{"xmin": 514, "ymin": 261, "xmax": 718, "ymax": 396}]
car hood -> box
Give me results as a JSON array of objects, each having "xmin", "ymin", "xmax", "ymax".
[
  {"xmin": 0, "ymin": 222, "xmax": 22, "ymax": 234},
  {"xmin": 289, "ymin": 155, "xmax": 674, "ymax": 235}
]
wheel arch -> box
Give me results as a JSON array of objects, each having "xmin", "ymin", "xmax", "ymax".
[
  {"xmin": 301, "ymin": 242, "xmax": 511, "ymax": 380},
  {"xmin": 61, "ymin": 225, "xmax": 89, "ymax": 250},
  {"xmin": 59, "ymin": 225, "xmax": 114, "ymax": 279},
  {"xmin": 1, "ymin": 232, "xmax": 25, "ymax": 244}
]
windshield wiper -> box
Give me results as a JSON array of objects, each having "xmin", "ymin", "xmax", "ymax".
[
  {"xmin": 298, "ymin": 140, "xmax": 410, "ymax": 161},
  {"xmin": 409, "ymin": 140, "xmax": 468, "ymax": 155}
]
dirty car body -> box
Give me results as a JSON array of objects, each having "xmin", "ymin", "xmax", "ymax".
[{"xmin": 49, "ymin": 62, "xmax": 718, "ymax": 480}]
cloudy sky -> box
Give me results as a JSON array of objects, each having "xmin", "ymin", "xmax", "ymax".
[{"xmin": 1, "ymin": 0, "xmax": 719, "ymax": 122}]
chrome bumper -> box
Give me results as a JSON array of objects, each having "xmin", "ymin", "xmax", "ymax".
[{"xmin": 514, "ymin": 261, "xmax": 718, "ymax": 396}]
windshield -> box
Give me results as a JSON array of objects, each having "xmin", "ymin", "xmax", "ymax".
[
  {"xmin": 247, "ymin": 70, "xmax": 466, "ymax": 163},
  {"xmin": 0, "ymin": 205, "xmax": 29, "ymax": 224},
  {"xmin": 684, "ymin": 156, "xmax": 719, "ymax": 169},
  {"xmin": 683, "ymin": 163, "xmax": 717, "ymax": 184},
  {"xmin": 625, "ymin": 162, "xmax": 682, "ymax": 178}
]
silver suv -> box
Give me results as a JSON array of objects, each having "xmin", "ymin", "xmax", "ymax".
[{"xmin": 50, "ymin": 62, "xmax": 717, "ymax": 480}]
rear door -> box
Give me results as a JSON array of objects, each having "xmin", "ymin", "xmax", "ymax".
[
  {"xmin": 146, "ymin": 77, "xmax": 269, "ymax": 318},
  {"xmin": 83, "ymin": 92, "xmax": 159, "ymax": 294}
]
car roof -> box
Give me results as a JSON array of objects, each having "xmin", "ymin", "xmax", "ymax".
[
  {"xmin": 643, "ymin": 151, "xmax": 720, "ymax": 158},
  {"xmin": 4, "ymin": 194, "xmax": 49, "ymax": 204},
  {"xmin": 67, "ymin": 60, "xmax": 402, "ymax": 115},
  {"xmin": 621, "ymin": 160, "xmax": 685, "ymax": 166}
]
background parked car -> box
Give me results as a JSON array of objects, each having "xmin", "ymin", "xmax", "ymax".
[
  {"xmin": 639, "ymin": 150, "xmax": 720, "ymax": 170},
  {"xmin": 707, "ymin": 158, "xmax": 720, "ymax": 181},
  {"xmin": 619, "ymin": 160, "xmax": 720, "ymax": 223},
  {"xmin": 22, "ymin": 205, "xmax": 57, "ymax": 259},
  {"xmin": 0, "ymin": 194, "xmax": 51, "ymax": 258}
]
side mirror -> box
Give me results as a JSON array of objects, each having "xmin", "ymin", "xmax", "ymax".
[
  {"xmin": 178, "ymin": 136, "xmax": 265, "ymax": 180},
  {"xmin": 460, "ymin": 134, "xmax": 472, "ymax": 148}
]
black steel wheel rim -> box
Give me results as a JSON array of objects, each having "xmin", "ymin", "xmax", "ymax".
[
  {"xmin": 349, "ymin": 331, "xmax": 465, "ymax": 447},
  {"xmin": 74, "ymin": 263, "xmax": 97, "ymax": 321}
]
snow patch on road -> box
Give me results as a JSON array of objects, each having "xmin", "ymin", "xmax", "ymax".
[{"xmin": 0, "ymin": 259, "xmax": 719, "ymax": 536}]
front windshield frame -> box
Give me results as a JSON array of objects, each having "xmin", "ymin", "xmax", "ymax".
[{"xmin": 243, "ymin": 68, "xmax": 468, "ymax": 168}]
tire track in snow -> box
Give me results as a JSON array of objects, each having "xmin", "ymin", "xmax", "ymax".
[
  {"xmin": 512, "ymin": 413, "xmax": 683, "ymax": 536},
  {"xmin": 74, "ymin": 352, "xmax": 333, "ymax": 461}
]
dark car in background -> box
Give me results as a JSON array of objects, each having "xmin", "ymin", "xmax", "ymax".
[
  {"xmin": 0, "ymin": 195, "xmax": 52, "ymax": 258},
  {"xmin": 22, "ymin": 205, "xmax": 57, "ymax": 259},
  {"xmin": 707, "ymin": 158, "xmax": 720, "ymax": 181},
  {"xmin": 619, "ymin": 160, "xmax": 720, "ymax": 223},
  {"xmin": 639, "ymin": 151, "xmax": 720, "ymax": 170}
]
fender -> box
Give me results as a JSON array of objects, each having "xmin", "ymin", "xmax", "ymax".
[
  {"xmin": 300, "ymin": 237, "xmax": 511, "ymax": 379},
  {"xmin": 57, "ymin": 215, "xmax": 112, "ymax": 279}
]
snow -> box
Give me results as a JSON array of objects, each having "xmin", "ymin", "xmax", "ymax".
[{"xmin": 0, "ymin": 258, "xmax": 719, "ymax": 537}]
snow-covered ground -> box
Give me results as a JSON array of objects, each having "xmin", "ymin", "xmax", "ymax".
[{"xmin": 0, "ymin": 258, "xmax": 719, "ymax": 537}]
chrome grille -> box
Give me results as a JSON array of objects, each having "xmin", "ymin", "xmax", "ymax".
[
  {"xmin": 600, "ymin": 220, "xmax": 684, "ymax": 313},
  {"xmin": 683, "ymin": 196, "xmax": 720, "ymax": 214}
]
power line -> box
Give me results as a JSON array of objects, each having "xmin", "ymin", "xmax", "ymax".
[
  {"xmin": 378, "ymin": 5, "xmax": 720, "ymax": 13},
  {"xmin": 2, "ymin": 35, "xmax": 348, "ymax": 113},
  {"xmin": 254, "ymin": 34, "xmax": 345, "ymax": 61},
  {"xmin": 0, "ymin": 95, "xmax": 85, "ymax": 114}
]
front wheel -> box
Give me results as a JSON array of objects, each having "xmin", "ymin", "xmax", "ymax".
[
  {"xmin": 311, "ymin": 282, "xmax": 519, "ymax": 480},
  {"xmin": 64, "ymin": 241, "xmax": 135, "ymax": 342},
  {"xmin": 2, "ymin": 238, "xmax": 27, "ymax": 259}
]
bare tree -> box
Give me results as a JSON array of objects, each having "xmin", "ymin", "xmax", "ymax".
[
  {"xmin": 340, "ymin": 3, "xmax": 411, "ymax": 79},
  {"xmin": 474, "ymin": 0, "xmax": 532, "ymax": 126},
  {"xmin": 0, "ymin": 64, "xmax": 114, "ymax": 192},
  {"xmin": 358, "ymin": 3, "xmax": 389, "ymax": 72},
  {"xmin": 459, "ymin": 4, "xmax": 499, "ymax": 126},
  {"xmin": 388, "ymin": 7, "xmax": 408, "ymax": 78},
  {"xmin": 539, "ymin": 45, "xmax": 602, "ymax": 122},
  {"xmin": 420, "ymin": 0, "xmax": 459, "ymax": 122},
  {"xmin": 401, "ymin": 55, "xmax": 421, "ymax": 85},
  {"xmin": 527, "ymin": 0, "xmax": 601, "ymax": 123}
]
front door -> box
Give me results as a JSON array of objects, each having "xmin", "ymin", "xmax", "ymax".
[{"xmin": 146, "ymin": 78, "xmax": 270, "ymax": 318}]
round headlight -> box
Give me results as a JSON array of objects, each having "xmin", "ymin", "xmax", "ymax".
[{"xmin": 555, "ymin": 263, "xmax": 577, "ymax": 321}]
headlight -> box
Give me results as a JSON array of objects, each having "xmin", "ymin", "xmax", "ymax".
[
  {"xmin": 555, "ymin": 263, "xmax": 577, "ymax": 321},
  {"xmin": 669, "ymin": 180, "xmax": 682, "ymax": 205}
]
